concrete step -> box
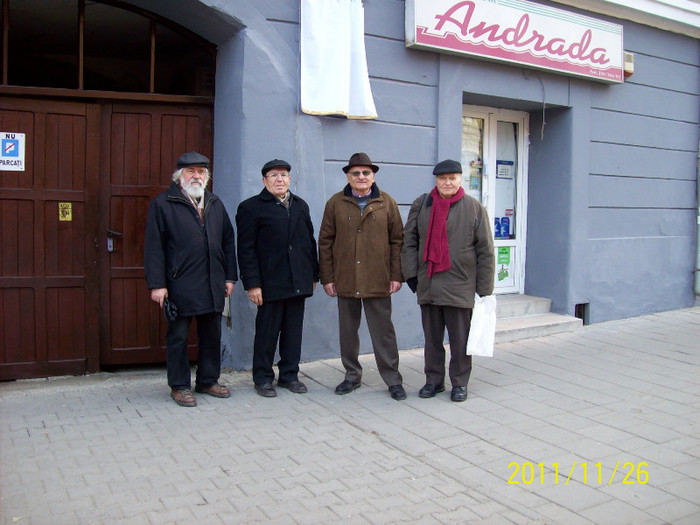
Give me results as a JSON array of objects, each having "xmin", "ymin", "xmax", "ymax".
[
  {"xmin": 493, "ymin": 294, "xmax": 582, "ymax": 343},
  {"xmin": 495, "ymin": 312, "xmax": 583, "ymax": 343},
  {"xmin": 496, "ymin": 294, "xmax": 551, "ymax": 318}
]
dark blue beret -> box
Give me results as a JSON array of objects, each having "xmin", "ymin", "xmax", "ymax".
[
  {"xmin": 177, "ymin": 151, "xmax": 210, "ymax": 169},
  {"xmin": 261, "ymin": 159, "xmax": 292, "ymax": 176},
  {"xmin": 433, "ymin": 159, "xmax": 462, "ymax": 175}
]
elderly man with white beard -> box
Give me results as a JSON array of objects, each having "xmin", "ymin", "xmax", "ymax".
[{"xmin": 145, "ymin": 152, "xmax": 238, "ymax": 407}]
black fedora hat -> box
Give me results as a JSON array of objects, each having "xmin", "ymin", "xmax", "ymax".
[{"xmin": 342, "ymin": 152, "xmax": 379, "ymax": 174}]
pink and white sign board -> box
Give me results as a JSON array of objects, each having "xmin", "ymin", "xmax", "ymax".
[{"xmin": 406, "ymin": 0, "xmax": 624, "ymax": 83}]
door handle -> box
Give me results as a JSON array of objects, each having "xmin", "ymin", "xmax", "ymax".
[{"xmin": 106, "ymin": 229, "xmax": 123, "ymax": 252}]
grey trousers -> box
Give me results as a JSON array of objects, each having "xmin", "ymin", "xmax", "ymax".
[
  {"xmin": 420, "ymin": 304, "xmax": 473, "ymax": 387},
  {"xmin": 337, "ymin": 296, "xmax": 403, "ymax": 387}
]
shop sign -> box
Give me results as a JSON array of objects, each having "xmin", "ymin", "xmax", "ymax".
[{"xmin": 405, "ymin": 0, "xmax": 624, "ymax": 83}]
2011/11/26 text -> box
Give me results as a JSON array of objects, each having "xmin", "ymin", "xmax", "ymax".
[{"xmin": 507, "ymin": 461, "xmax": 649, "ymax": 485}]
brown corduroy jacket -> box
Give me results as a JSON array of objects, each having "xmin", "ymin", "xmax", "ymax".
[{"xmin": 318, "ymin": 183, "xmax": 404, "ymax": 298}]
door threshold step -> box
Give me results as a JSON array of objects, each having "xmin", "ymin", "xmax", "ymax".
[{"xmin": 495, "ymin": 312, "xmax": 582, "ymax": 343}]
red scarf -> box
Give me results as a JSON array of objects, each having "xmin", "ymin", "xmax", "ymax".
[{"xmin": 423, "ymin": 186, "xmax": 465, "ymax": 277}]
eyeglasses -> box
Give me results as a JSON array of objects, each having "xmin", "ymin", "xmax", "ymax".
[
  {"xmin": 348, "ymin": 170, "xmax": 373, "ymax": 177},
  {"xmin": 266, "ymin": 172, "xmax": 290, "ymax": 179}
]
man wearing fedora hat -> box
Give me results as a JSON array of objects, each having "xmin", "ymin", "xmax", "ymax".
[
  {"xmin": 318, "ymin": 152, "xmax": 407, "ymax": 400},
  {"xmin": 145, "ymin": 151, "xmax": 237, "ymax": 407},
  {"xmin": 236, "ymin": 159, "xmax": 319, "ymax": 398}
]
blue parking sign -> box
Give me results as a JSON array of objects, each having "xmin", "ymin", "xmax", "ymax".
[
  {"xmin": 2, "ymin": 139, "xmax": 19, "ymax": 157},
  {"xmin": 0, "ymin": 132, "xmax": 25, "ymax": 171}
]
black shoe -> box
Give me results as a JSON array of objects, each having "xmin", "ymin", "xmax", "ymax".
[
  {"xmin": 277, "ymin": 379, "xmax": 308, "ymax": 394},
  {"xmin": 451, "ymin": 386, "xmax": 467, "ymax": 402},
  {"xmin": 389, "ymin": 384, "xmax": 407, "ymax": 400},
  {"xmin": 419, "ymin": 383, "xmax": 445, "ymax": 398},
  {"xmin": 254, "ymin": 383, "xmax": 277, "ymax": 398},
  {"xmin": 335, "ymin": 379, "xmax": 361, "ymax": 395}
]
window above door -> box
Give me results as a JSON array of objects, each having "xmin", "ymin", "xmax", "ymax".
[{"xmin": 1, "ymin": 0, "xmax": 215, "ymax": 96}]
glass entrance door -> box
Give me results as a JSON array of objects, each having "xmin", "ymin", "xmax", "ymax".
[{"xmin": 461, "ymin": 106, "xmax": 529, "ymax": 294}]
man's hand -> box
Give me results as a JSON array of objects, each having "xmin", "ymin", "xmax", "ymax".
[
  {"xmin": 323, "ymin": 283, "xmax": 337, "ymax": 297},
  {"xmin": 150, "ymin": 288, "xmax": 168, "ymax": 307},
  {"xmin": 247, "ymin": 287, "xmax": 263, "ymax": 306},
  {"xmin": 390, "ymin": 281, "xmax": 402, "ymax": 294},
  {"xmin": 225, "ymin": 282, "xmax": 234, "ymax": 297}
]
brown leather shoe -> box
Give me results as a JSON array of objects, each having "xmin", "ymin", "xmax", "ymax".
[
  {"xmin": 171, "ymin": 388, "xmax": 197, "ymax": 407},
  {"xmin": 194, "ymin": 383, "xmax": 230, "ymax": 398}
]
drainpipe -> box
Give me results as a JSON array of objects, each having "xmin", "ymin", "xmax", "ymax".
[{"xmin": 696, "ymin": 138, "xmax": 700, "ymax": 296}]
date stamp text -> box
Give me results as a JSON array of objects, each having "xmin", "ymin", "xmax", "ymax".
[{"xmin": 507, "ymin": 461, "xmax": 649, "ymax": 485}]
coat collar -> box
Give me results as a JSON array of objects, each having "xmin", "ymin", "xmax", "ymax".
[
  {"xmin": 425, "ymin": 192, "xmax": 463, "ymax": 208},
  {"xmin": 259, "ymin": 187, "xmax": 293, "ymax": 203},
  {"xmin": 343, "ymin": 182, "xmax": 380, "ymax": 199}
]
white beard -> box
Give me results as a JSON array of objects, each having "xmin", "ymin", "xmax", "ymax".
[{"xmin": 182, "ymin": 179, "xmax": 205, "ymax": 199}]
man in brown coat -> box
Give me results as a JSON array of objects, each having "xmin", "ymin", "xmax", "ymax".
[{"xmin": 318, "ymin": 152, "xmax": 406, "ymax": 400}]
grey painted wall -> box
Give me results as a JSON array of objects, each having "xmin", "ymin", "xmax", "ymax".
[{"xmin": 136, "ymin": 0, "xmax": 699, "ymax": 368}]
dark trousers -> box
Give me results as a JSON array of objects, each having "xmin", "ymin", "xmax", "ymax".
[
  {"xmin": 253, "ymin": 296, "xmax": 306, "ymax": 385},
  {"xmin": 166, "ymin": 312, "xmax": 222, "ymax": 390},
  {"xmin": 338, "ymin": 296, "xmax": 402, "ymax": 387},
  {"xmin": 421, "ymin": 304, "xmax": 472, "ymax": 387}
]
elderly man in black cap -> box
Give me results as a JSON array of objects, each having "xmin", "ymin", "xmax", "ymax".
[
  {"xmin": 236, "ymin": 159, "xmax": 319, "ymax": 397},
  {"xmin": 145, "ymin": 151, "xmax": 237, "ymax": 407},
  {"xmin": 401, "ymin": 159, "xmax": 495, "ymax": 402},
  {"xmin": 318, "ymin": 152, "xmax": 407, "ymax": 401}
]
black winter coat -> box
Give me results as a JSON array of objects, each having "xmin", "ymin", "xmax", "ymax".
[
  {"xmin": 235, "ymin": 188, "xmax": 319, "ymax": 302},
  {"xmin": 144, "ymin": 183, "xmax": 237, "ymax": 316}
]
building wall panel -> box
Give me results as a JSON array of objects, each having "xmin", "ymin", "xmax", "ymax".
[
  {"xmin": 371, "ymin": 79, "xmax": 438, "ymax": 127},
  {"xmin": 588, "ymin": 208, "xmax": 695, "ymax": 240},
  {"xmin": 590, "ymin": 143, "xmax": 697, "ymax": 180},
  {"xmin": 590, "ymin": 109, "xmax": 698, "ymax": 150},
  {"xmin": 588, "ymin": 237, "xmax": 695, "ymax": 322},
  {"xmin": 591, "ymin": 82, "xmax": 698, "ymax": 122},
  {"xmin": 589, "ymin": 175, "xmax": 697, "ymax": 209},
  {"xmin": 366, "ymin": 36, "xmax": 438, "ymax": 86}
]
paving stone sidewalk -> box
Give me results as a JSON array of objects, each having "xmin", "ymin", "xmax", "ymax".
[{"xmin": 1, "ymin": 307, "xmax": 699, "ymax": 525}]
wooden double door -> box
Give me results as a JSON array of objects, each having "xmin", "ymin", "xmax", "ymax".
[{"xmin": 0, "ymin": 97, "xmax": 213, "ymax": 380}]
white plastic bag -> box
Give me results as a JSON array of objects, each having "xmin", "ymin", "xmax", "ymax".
[{"xmin": 467, "ymin": 294, "xmax": 497, "ymax": 357}]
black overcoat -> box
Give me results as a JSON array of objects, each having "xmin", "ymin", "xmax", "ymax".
[
  {"xmin": 235, "ymin": 188, "xmax": 319, "ymax": 302},
  {"xmin": 144, "ymin": 182, "xmax": 237, "ymax": 316}
]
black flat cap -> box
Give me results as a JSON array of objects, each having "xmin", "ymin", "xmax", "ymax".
[
  {"xmin": 433, "ymin": 159, "xmax": 462, "ymax": 175},
  {"xmin": 343, "ymin": 152, "xmax": 379, "ymax": 174},
  {"xmin": 261, "ymin": 159, "xmax": 292, "ymax": 176},
  {"xmin": 177, "ymin": 151, "xmax": 210, "ymax": 169}
]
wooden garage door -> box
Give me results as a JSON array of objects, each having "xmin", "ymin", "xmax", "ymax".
[
  {"xmin": 0, "ymin": 98, "xmax": 213, "ymax": 379},
  {"xmin": 0, "ymin": 99, "xmax": 100, "ymax": 380}
]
